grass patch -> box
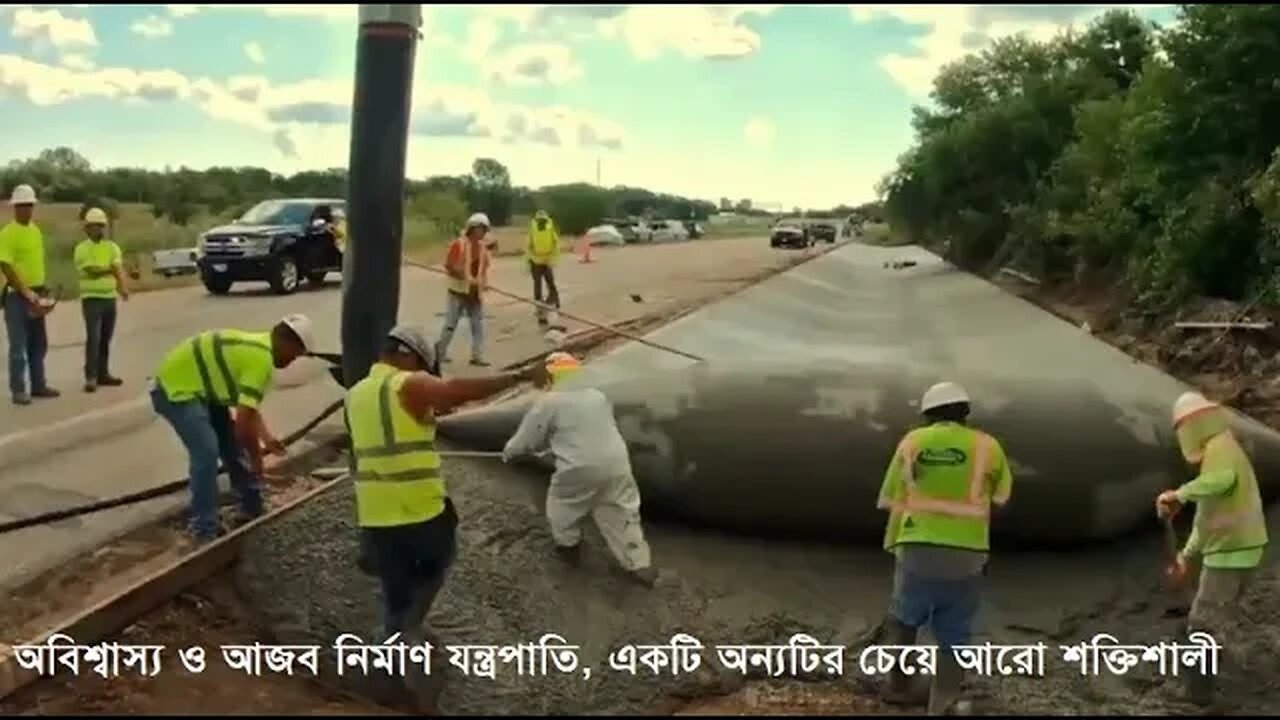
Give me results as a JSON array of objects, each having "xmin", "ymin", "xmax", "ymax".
[{"xmin": 859, "ymin": 222, "xmax": 905, "ymax": 246}]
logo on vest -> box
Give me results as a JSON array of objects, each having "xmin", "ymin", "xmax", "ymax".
[{"xmin": 916, "ymin": 447, "xmax": 967, "ymax": 467}]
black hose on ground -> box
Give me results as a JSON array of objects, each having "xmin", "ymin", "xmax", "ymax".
[{"xmin": 0, "ymin": 398, "xmax": 345, "ymax": 536}]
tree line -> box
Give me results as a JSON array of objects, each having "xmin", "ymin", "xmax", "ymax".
[
  {"xmin": 1, "ymin": 149, "xmax": 736, "ymax": 236},
  {"xmin": 878, "ymin": 4, "xmax": 1280, "ymax": 313}
]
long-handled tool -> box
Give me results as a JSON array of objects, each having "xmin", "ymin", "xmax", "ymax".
[{"xmin": 402, "ymin": 258, "xmax": 705, "ymax": 363}]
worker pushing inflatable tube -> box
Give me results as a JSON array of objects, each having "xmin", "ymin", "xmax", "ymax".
[{"xmin": 437, "ymin": 243, "xmax": 1280, "ymax": 546}]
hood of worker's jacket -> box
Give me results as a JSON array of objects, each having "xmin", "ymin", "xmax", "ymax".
[{"xmin": 1177, "ymin": 406, "xmax": 1230, "ymax": 464}]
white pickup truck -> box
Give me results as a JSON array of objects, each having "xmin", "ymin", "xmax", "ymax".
[{"xmin": 151, "ymin": 248, "xmax": 199, "ymax": 277}]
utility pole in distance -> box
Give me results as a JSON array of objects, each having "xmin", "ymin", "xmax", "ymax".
[{"xmin": 341, "ymin": 4, "xmax": 421, "ymax": 387}]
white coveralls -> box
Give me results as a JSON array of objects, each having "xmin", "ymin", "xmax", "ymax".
[{"xmin": 502, "ymin": 387, "xmax": 652, "ymax": 571}]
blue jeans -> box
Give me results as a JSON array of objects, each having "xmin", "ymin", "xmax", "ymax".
[
  {"xmin": 4, "ymin": 289, "xmax": 49, "ymax": 397},
  {"xmin": 150, "ymin": 386, "xmax": 264, "ymax": 539},
  {"xmin": 889, "ymin": 565, "xmax": 981, "ymax": 652},
  {"xmin": 435, "ymin": 291, "xmax": 485, "ymax": 362}
]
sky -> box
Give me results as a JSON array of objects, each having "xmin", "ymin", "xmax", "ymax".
[{"xmin": 0, "ymin": 4, "xmax": 1177, "ymax": 209}]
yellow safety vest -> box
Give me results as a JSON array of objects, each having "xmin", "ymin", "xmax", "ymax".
[
  {"xmin": 447, "ymin": 237, "xmax": 490, "ymax": 296},
  {"xmin": 1193, "ymin": 431, "xmax": 1269, "ymax": 556},
  {"xmin": 345, "ymin": 362, "xmax": 446, "ymax": 528},
  {"xmin": 527, "ymin": 220, "xmax": 559, "ymax": 266},
  {"xmin": 154, "ymin": 329, "xmax": 274, "ymax": 408},
  {"xmin": 878, "ymin": 422, "xmax": 1010, "ymax": 553},
  {"xmin": 74, "ymin": 237, "xmax": 122, "ymax": 299}
]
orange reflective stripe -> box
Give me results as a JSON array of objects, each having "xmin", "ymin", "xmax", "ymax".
[{"xmin": 892, "ymin": 434, "xmax": 993, "ymax": 519}]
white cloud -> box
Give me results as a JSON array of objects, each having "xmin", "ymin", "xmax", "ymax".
[
  {"xmin": 0, "ymin": 52, "xmax": 625, "ymax": 158},
  {"xmin": 849, "ymin": 4, "xmax": 1168, "ymax": 97},
  {"xmin": 244, "ymin": 41, "xmax": 266, "ymax": 65},
  {"xmin": 461, "ymin": 16, "xmax": 501, "ymax": 67},
  {"xmin": 11, "ymin": 7, "xmax": 97, "ymax": 50},
  {"xmin": 165, "ymin": 4, "xmax": 358, "ymax": 21},
  {"xmin": 59, "ymin": 53, "xmax": 95, "ymax": 71},
  {"xmin": 743, "ymin": 117, "xmax": 775, "ymax": 148},
  {"xmin": 486, "ymin": 43, "xmax": 583, "ymax": 87},
  {"xmin": 473, "ymin": 5, "xmax": 780, "ymax": 61},
  {"xmin": 130, "ymin": 15, "xmax": 174, "ymax": 39}
]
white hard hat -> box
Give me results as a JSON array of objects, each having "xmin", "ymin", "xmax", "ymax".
[
  {"xmin": 387, "ymin": 324, "xmax": 437, "ymax": 373},
  {"xmin": 466, "ymin": 212, "xmax": 491, "ymax": 229},
  {"xmin": 1172, "ymin": 391, "xmax": 1219, "ymax": 427},
  {"xmin": 279, "ymin": 313, "xmax": 315, "ymax": 353},
  {"xmin": 921, "ymin": 381, "xmax": 970, "ymax": 413},
  {"xmin": 9, "ymin": 184, "xmax": 37, "ymax": 205},
  {"xmin": 83, "ymin": 207, "xmax": 108, "ymax": 225}
]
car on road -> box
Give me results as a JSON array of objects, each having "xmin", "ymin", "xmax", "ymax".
[
  {"xmin": 684, "ymin": 221, "xmax": 705, "ymax": 239},
  {"xmin": 197, "ymin": 197, "xmax": 344, "ymax": 295},
  {"xmin": 808, "ymin": 221, "xmax": 838, "ymax": 243},
  {"xmin": 770, "ymin": 220, "xmax": 811, "ymax": 248},
  {"xmin": 584, "ymin": 224, "xmax": 627, "ymax": 247},
  {"xmin": 648, "ymin": 219, "xmax": 691, "ymax": 243}
]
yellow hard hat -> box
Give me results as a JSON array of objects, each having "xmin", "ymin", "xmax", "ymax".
[{"xmin": 83, "ymin": 207, "xmax": 108, "ymax": 225}]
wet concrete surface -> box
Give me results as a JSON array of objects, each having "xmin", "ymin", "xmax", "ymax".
[{"xmin": 441, "ymin": 243, "xmax": 1280, "ymax": 545}]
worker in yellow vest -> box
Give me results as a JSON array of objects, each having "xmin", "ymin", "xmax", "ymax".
[
  {"xmin": 149, "ymin": 314, "xmax": 313, "ymax": 543},
  {"xmin": 345, "ymin": 325, "xmax": 545, "ymax": 710},
  {"xmin": 527, "ymin": 209, "xmax": 561, "ymax": 326},
  {"xmin": 1, "ymin": 184, "xmax": 58, "ymax": 405},
  {"xmin": 435, "ymin": 213, "xmax": 492, "ymax": 366},
  {"xmin": 74, "ymin": 207, "xmax": 130, "ymax": 393},
  {"xmin": 876, "ymin": 381, "xmax": 1013, "ymax": 714},
  {"xmin": 1157, "ymin": 391, "xmax": 1268, "ymax": 707}
]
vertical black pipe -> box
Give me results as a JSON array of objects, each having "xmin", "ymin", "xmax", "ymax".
[{"xmin": 342, "ymin": 4, "xmax": 421, "ymax": 387}]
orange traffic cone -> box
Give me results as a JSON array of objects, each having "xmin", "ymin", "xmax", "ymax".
[{"xmin": 578, "ymin": 234, "xmax": 594, "ymax": 263}]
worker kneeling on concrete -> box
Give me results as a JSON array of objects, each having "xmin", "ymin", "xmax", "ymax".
[
  {"xmin": 1157, "ymin": 391, "xmax": 1268, "ymax": 707},
  {"xmin": 501, "ymin": 352, "xmax": 658, "ymax": 587},
  {"xmin": 150, "ymin": 315, "xmax": 313, "ymax": 543},
  {"xmin": 876, "ymin": 381, "xmax": 1013, "ymax": 715},
  {"xmin": 346, "ymin": 327, "xmax": 545, "ymax": 647}
]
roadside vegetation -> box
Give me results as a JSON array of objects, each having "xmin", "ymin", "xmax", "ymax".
[{"xmin": 878, "ymin": 4, "xmax": 1280, "ymax": 316}]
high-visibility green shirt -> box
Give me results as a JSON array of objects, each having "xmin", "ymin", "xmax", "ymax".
[
  {"xmin": 155, "ymin": 330, "xmax": 275, "ymax": 409},
  {"xmin": 74, "ymin": 237, "xmax": 123, "ymax": 299},
  {"xmin": 0, "ymin": 221, "xmax": 46, "ymax": 289},
  {"xmin": 1176, "ymin": 468, "xmax": 1266, "ymax": 569}
]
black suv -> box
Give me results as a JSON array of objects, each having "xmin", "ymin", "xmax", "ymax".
[{"xmin": 197, "ymin": 198, "xmax": 344, "ymax": 295}]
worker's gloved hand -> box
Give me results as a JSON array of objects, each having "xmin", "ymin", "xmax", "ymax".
[
  {"xmin": 262, "ymin": 436, "xmax": 287, "ymax": 456},
  {"xmin": 1165, "ymin": 552, "xmax": 1191, "ymax": 588},
  {"xmin": 1155, "ymin": 490, "xmax": 1182, "ymax": 519}
]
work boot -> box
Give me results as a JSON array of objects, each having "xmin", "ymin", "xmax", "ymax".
[
  {"xmin": 1185, "ymin": 664, "xmax": 1215, "ymax": 707},
  {"xmin": 84, "ymin": 380, "xmax": 97, "ymax": 393},
  {"xmin": 469, "ymin": 358, "xmax": 490, "ymax": 367},
  {"xmin": 31, "ymin": 387, "xmax": 60, "ymax": 399},
  {"xmin": 98, "ymin": 375, "xmax": 123, "ymax": 387},
  {"xmin": 554, "ymin": 543, "xmax": 581, "ymax": 566},
  {"xmin": 882, "ymin": 618, "xmax": 929, "ymax": 706},
  {"xmin": 12, "ymin": 393, "xmax": 31, "ymax": 406},
  {"xmin": 928, "ymin": 648, "xmax": 965, "ymax": 716},
  {"xmin": 627, "ymin": 566, "xmax": 659, "ymax": 588}
]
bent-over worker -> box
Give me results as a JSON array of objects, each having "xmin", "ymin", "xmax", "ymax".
[
  {"xmin": 75, "ymin": 207, "xmax": 130, "ymax": 392},
  {"xmin": 150, "ymin": 315, "xmax": 313, "ymax": 542},
  {"xmin": 1157, "ymin": 391, "xmax": 1268, "ymax": 707},
  {"xmin": 501, "ymin": 352, "xmax": 657, "ymax": 587},
  {"xmin": 526, "ymin": 210, "xmax": 561, "ymax": 326},
  {"xmin": 345, "ymin": 325, "xmax": 544, "ymax": 711},
  {"xmin": 876, "ymin": 381, "xmax": 1013, "ymax": 715}
]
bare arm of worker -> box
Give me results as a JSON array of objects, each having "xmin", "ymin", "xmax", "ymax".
[
  {"xmin": 0, "ymin": 262, "xmax": 35, "ymax": 304},
  {"xmin": 875, "ymin": 438, "xmax": 911, "ymax": 511},
  {"xmin": 502, "ymin": 398, "xmax": 554, "ymax": 462},
  {"xmin": 111, "ymin": 263, "xmax": 131, "ymax": 300},
  {"xmin": 989, "ymin": 440, "xmax": 1013, "ymax": 509},
  {"xmin": 233, "ymin": 406, "xmax": 269, "ymax": 476},
  {"xmin": 398, "ymin": 366, "xmax": 543, "ymax": 421}
]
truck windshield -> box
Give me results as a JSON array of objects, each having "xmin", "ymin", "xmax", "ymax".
[{"xmin": 237, "ymin": 201, "xmax": 313, "ymax": 226}]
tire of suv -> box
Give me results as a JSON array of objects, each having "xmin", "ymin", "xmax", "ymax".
[
  {"xmin": 202, "ymin": 272, "xmax": 233, "ymax": 295},
  {"xmin": 306, "ymin": 270, "xmax": 328, "ymax": 287},
  {"xmin": 269, "ymin": 253, "xmax": 300, "ymax": 295}
]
